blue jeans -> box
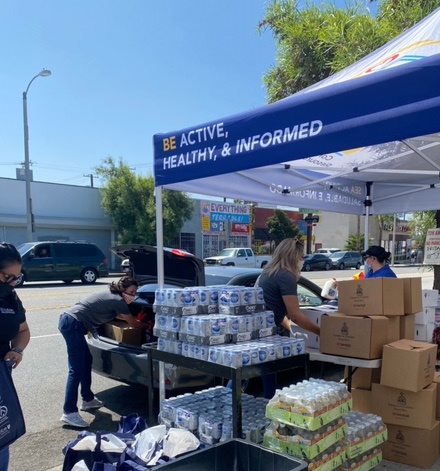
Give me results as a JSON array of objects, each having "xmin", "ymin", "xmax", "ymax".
[
  {"xmin": 0, "ymin": 446, "xmax": 9, "ymax": 470},
  {"xmin": 58, "ymin": 313, "xmax": 94, "ymax": 414}
]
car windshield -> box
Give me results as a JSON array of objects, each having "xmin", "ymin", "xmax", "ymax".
[
  {"xmin": 17, "ymin": 242, "xmax": 36, "ymax": 256},
  {"xmin": 217, "ymin": 249, "xmax": 236, "ymax": 257},
  {"xmin": 329, "ymin": 252, "xmax": 345, "ymax": 259}
]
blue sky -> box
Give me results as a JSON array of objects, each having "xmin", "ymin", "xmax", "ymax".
[{"xmin": 0, "ymin": 0, "xmax": 376, "ymax": 187}]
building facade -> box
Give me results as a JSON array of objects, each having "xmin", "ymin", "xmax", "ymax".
[{"xmin": 1, "ymin": 177, "xmax": 374, "ymax": 268}]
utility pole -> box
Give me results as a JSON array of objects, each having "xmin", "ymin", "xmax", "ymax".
[{"xmin": 83, "ymin": 174, "xmax": 98, "ymax": 187}]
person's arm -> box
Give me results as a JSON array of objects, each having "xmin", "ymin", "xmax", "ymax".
[
  {"xmin": 283, "ymin": 295, "xmax": 320, "ymax": 336},
  {"xmin": 4, "ymin": 321, "xmax": 31, "ymax": 368},
  {"xmin": 116, "ymin": 313, "xmax": 148, "ymax": 329}
]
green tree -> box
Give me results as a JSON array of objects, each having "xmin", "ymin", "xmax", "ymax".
[
  {"xmin": 409, "ymin": 211, "xmax": 435, "ymax": 249},
  {"xmin": 266, "ymin": 209, "xmax": 303, "ymax": 245},
  {"xmin": 344, "ymin": 234, "xmax": 371, "ymax": 251},
  {"xmin": 261, "ymin": 0, "xmax": 440, "ymax": 286},
  {"xmin": 95, "ymin": 157, "xmax": 193, "ymax": 246}
]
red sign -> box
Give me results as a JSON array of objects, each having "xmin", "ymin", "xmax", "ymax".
[{"xmin": 232, "ymin": 223, "xmax": 249, "ymax": 233}]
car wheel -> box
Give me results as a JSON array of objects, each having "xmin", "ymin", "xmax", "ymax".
[
  {"xmin": 81, "ymin": 268, "xmax": 98, "ymax": 284},
  {"xmin": 338, "ymin": 263, "xmax": 345, "ymax": 270},
  {"xmin": 63, "ymin": 280, "xmax": 74, "ymax": 284},
  {"xmin": 356, "ymin": 262, "xmax": 361, "ymax": 269},
  {"xmin": 226, "ymin": 263, "xmax": 235, "ymax": 266},
  {"xmin": 325, "ymin": 263, "xmax": 331, "ymax": 271},
  {"xmin": 261, "ymin": 261, "xmax": 268, "ymax": 268},
  {"xmin": 304, "ymin": 263, "xmax": 312, "ymax": 272}
]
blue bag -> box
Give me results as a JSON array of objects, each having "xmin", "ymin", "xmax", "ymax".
[
  {"xmin": 117, "ymin": 413, "xmax": 147, "ymax": 435},
  {"xmin": 62, "ymin": 431, "xmax": 132, "ymax": 471},
  {"xmin": 0, "ymin": 361, "xmax": 26, "ymax": 451}
]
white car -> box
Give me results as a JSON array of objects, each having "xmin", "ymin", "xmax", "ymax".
[
  {"xmin": 314, "ymin": 248, "xmax": 341, "ymax": 256},
  {"xmin": 120, "ymin": 258, "xmax": 132, "ymax": 275}
]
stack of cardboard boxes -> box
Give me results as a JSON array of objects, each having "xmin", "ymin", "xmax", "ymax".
[
  {"xmin": 373, "ymin": 339, "xmax": 438, "ymax": 468},
  {"xmin": 317, "ymin": 277, "xmax": 440, "ymax": 469}
]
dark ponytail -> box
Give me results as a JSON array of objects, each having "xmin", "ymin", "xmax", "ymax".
[{"xmin": 0, "ymin": 243, "xmax": 22, "ymax": 270}]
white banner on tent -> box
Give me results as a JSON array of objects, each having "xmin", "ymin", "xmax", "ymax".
[{"xmin": 424, "ymin": 228, "xmax": 440, "ymax": 264}]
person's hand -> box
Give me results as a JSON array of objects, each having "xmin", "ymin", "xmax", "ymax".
[{"xmin": 4, "ymin": 349, "xmax": 23, "ymax": 368}]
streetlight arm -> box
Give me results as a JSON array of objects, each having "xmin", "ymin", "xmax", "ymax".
[{"xmin": 24, "ymin": 74, "xmax": 40, "ymax": 96}]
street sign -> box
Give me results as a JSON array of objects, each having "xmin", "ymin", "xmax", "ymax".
[{"xmin": 304, "ymin": 216, "xmax": 320, "ymax": 223}]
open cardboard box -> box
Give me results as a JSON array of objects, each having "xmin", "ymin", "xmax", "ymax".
[
  {"xmin": 101, "ymin": 320, "xmax": 145, "ymax": 346},
  {"xmin": 380, "ymin": 339, "xmax": 436, "ymax": 392}
]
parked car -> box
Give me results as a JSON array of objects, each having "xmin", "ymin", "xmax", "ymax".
[
  {"xmin": 328, "ymin": 251, "xmax": 363, "ymax": 270},
  {"xmin": 120, "ymin": 258, "xmax": 132, "ymax": 275},
  {"xmin": 203, "ymin": 247, "xmax": 271, "ymax": 268},
  {"xmin": 15, "ymin": 241, "xmax": 109, "ymax": 287},
  {"xmin": 302, "ymin": 253, "xmax": 332, "ymax": 272},
  {"xmin": 87, "ymin": 246, "xmax": 326, "ymax": 389},
  {"xmin": 314, "ymin": 248, "xmax": 341, "ymax": 256}
]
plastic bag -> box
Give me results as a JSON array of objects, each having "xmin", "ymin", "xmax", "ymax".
[{"xmin": 0, "ymin": 361, "xmax": 26, "ymax": 452}]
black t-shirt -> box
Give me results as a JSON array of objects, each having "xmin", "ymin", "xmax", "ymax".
[
  {"xmin": 0, "ymin": 290, "xmax": 26, "ymax": 359},
  {"xmin": 258, "ymin": 269, "xmax": 298, "ymax": 327}
]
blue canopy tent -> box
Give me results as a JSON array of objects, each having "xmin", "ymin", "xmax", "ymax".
[
  {"xmin": 153, "ymin": 7, "xmax": 440, "ymax": 273},
  {"xmin": 151, "ymin": 6, "xmax": 440, "ymax": 403}
]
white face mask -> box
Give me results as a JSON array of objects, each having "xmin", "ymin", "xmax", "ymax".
[
  {"xmin": 298, "ymin": 260, "xmax": 304, "ymax": 271},
  {"xmin": 122, "ymin": 292, "xmax": 136, "ymax": 304}
]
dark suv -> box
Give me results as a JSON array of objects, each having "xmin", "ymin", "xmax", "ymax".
[
  {"xmin": 328, "ymin": 251, "xmax": 363, "ymax": 270},
  {"xmin": 16, "ymin": 241, "xmax": 109, "ymax": 286}
]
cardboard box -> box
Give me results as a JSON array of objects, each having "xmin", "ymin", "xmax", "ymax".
[
  {"xmin": 102, "ymin": 320, "xmax": 144, "ymax": 346},
  {"xmin": 382, "ymin": 421, "xmax": 439, "ymax": 469},
  {"xmin": 422, "ymin": 289, "xmax": 439, "ymax": 307},
  {"xmin": 399, "ymin": 315, "xmax": 415, "ymax": 340},
  {"xmin": 320, "ymin": 313, "xmax": 388, "ymax": 359},
  {"xmin": 338, "ymin": 278, "xmax": 404, "ymax": 316},
  {"xmin": 433, "ymin": 372, "xmax": 440, "ymax": 420},
  {"xmin": 403, "ymin": 277, "xmax": 423, "ymax": 314},
  {"xmin": 414, "ymin": 322, "xmax": 435, "ymax": 342},
  {"xmin": 345, "ymin": 366, "xmax": 381, "ymax": 390},
  {"xmin": 351, "ymin": 388, "xmax": 372, "ymax": 414},
  {"xmin": 415, "ymin": 306, "xmax": 436, "ymax": 324},
  {"xmin": 386, "ymin": 316, "xmax": 400, "ymax": 343},
  {"xmin": 380, "ymin": 339, "xmax": 437, "ymax": 392},
  {"xmin": 371, "ymin": 383, "xmax": 437, "ymax": 429}
]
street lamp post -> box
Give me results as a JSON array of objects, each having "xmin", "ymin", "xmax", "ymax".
[{"xmin": 23, "ymin": 68, "xmax": 51, "ymax": 242}]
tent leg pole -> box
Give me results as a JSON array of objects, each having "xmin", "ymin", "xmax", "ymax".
[{"xmin": 155, "ymin": 186, "xmax": 166, "ymax": 406}]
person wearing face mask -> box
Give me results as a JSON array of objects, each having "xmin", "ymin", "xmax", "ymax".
[
  {"xmin": 58, "ymin": 276, "xmax": 147, "ymax": 428},
  {"xmin": 0, "ymin": 243, "xmax": 30, "ymax": 470},
  {"xmin": 256, "ymin": 238, "xmax": 320, "ymax": 398},
  {"xmin": 362, "ymin": 246, "xmax": 396, "ymax": 278}
]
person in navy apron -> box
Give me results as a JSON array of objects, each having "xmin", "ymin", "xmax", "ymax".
[{"xmin": 0, "ymin": 243, "xmax": 31, "ymax": 471}]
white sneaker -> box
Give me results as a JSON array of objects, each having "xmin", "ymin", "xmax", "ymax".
[
  {"xmin": 60, "ymin": 412, "xmax": 89, "ymax": 428},
  {"xmin": 80, "ymin": 397, "xmax": 104, "ymax": 411}
]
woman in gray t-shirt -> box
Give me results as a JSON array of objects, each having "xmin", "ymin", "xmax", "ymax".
[
  {"xmin": 258, "ymin": 238, "xmax": 321, "ymax": 398},
  {"xmin": 58, "ymin": 276, "xmax": 146, "ymax": 428}
]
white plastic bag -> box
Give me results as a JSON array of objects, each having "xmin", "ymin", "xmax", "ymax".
[
  {"xmin": 162, "ymin": 428, "xmax": 200, "ymax": 458},
  {"xmin": 134, "ymin": 424, "xmax": 167, "ymax": 463}
]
